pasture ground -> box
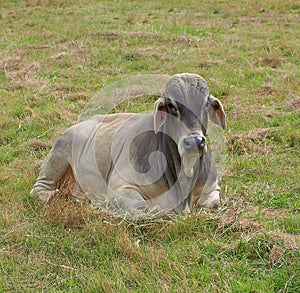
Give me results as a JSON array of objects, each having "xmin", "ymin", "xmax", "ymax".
[{"xmin": 0, "ymin": 0, "xmax": 299, "ymax": 292}]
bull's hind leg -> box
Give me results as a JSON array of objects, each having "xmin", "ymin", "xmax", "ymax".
[{"xmin": 30, "ymin": 135, "xmax": 72, "ymax": 203}]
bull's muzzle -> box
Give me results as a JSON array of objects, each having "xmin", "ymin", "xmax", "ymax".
[
  {"xmin": 182, "ymin": 135, "xmax": 207, "ymax": 155},
  {"xmin": 179, "ymin": 133, "xmax": 208, "ymax": 177}
]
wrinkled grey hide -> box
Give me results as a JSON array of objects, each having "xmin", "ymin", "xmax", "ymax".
[{"xmin": 31, "ymin": 73, "xmax": 226, "ymax": 217}]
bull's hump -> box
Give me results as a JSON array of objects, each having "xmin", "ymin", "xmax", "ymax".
[
  {"xmin": 102, "ymin": 113, "xmax": 136, "ymax": 122},
  {"xmin": 89, "ymin": 113, "xmax": 135, "ymax": 123}
]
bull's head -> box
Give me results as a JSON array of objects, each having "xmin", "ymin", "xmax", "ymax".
[{"xmin": 154, "ymin": 73, "xmax": 226, "ymax": 177}]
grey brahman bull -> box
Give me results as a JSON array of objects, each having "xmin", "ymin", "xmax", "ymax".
[{"xmin": 31, "ymin": 73, "xmax": 226, "ymax": 217}]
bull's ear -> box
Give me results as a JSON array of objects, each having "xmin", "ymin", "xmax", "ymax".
[
  {"xmin": 154, "ymin": 97, "xmax": 167, "ymax": 133},
  {"xmin": 208, "ymin": 95, "xmax": 226, "ymax": 130}
]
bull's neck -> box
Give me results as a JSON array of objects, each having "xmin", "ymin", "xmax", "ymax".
[{"xmin": 157, "ymin": 130, "xmax": 203, "ymax": 214}]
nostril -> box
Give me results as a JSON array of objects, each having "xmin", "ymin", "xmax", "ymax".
[{"xmin": 194, "ymin": 136, "xmax": 206, "ymax": 148}]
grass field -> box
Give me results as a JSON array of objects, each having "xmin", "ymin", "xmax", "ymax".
[{"xmin": 0, "ymin": 0, "xmax": 299, "ymax": 292}]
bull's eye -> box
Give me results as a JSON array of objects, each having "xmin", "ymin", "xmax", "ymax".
[{"xmin": 167, "ymin": 102, "xmax": 178, "ymax": 115}]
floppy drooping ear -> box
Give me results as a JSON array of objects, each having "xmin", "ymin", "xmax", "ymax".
[
  {"xmin": 208, "ymin": 95, "xmax": 226, "ymax": 130},
  {"xmin": 154, "ymin": 97, "xmax": 167, "ymax": 133}
]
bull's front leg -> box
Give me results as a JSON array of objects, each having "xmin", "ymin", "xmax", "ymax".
[{"xmin": 194, "ymin": 185, "xmax": 221, "ymax": 209}]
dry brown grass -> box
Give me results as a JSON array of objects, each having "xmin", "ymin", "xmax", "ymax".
[
  {"xmin": 26, "ymin": 139, "xmax": 52, "ymax": 150},
  {"xmin": 257, "ymin": 57, "xmax": 283, "ymax": 68},
  {"xmin": 227, "ymin": 127, "xmax": 276, "ymax": 155},
  {"xmin": 0, "ymin": 55, "xmax": 41, "ymax": 84},
  {"xmin": 45, "ymin": 191, "xmax": 90, "ymax": 228}
]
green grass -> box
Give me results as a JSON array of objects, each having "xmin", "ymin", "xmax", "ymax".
[{"xmin": 0, "ymin": 0, "xmax": 299, "ymax": 292}]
